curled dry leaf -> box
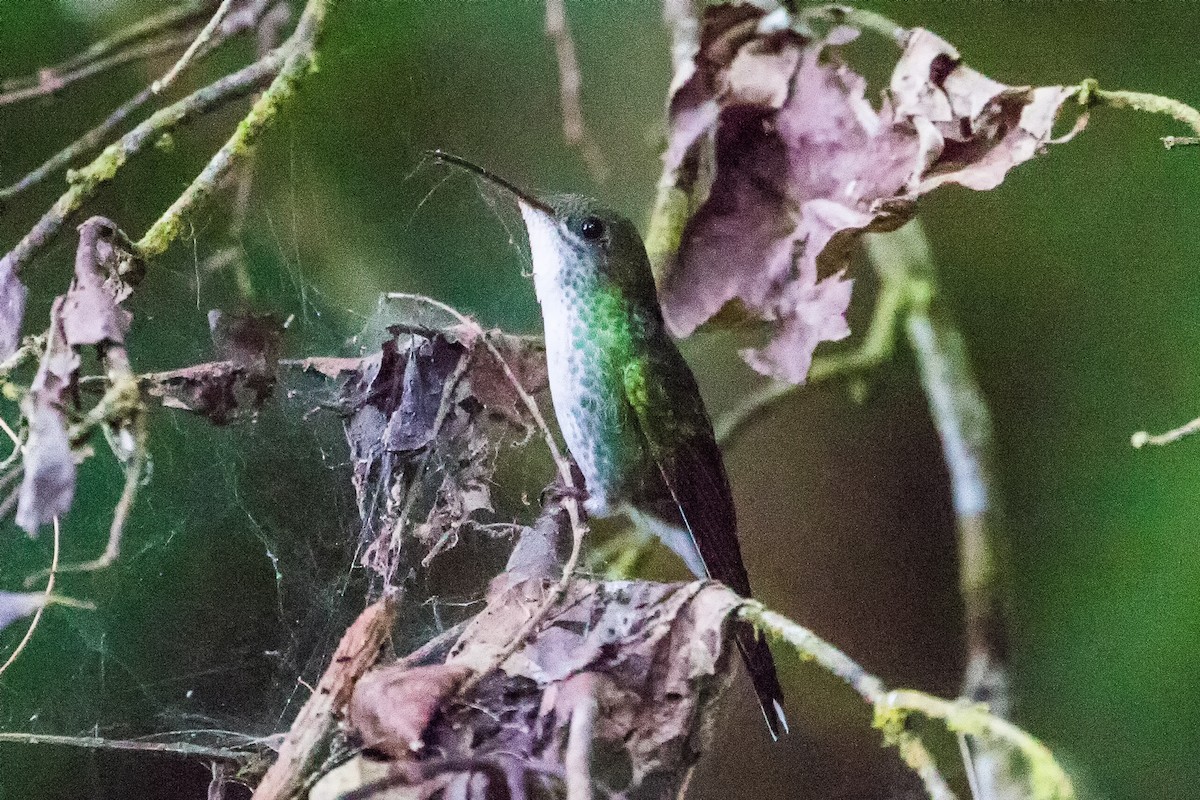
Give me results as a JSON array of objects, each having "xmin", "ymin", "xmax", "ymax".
[
  {"xmin": 15, "ymin": 217, "xmax": 139, "ymax": 533},
  {"xmin": 336, "ymin": 321, "xmax": 547, "ymax": 580},
  {"xmin": 145, "ymin": 311, "xmax": 285, "ymax": 424},
  {"xmin": 349, "ymin": 663, "xmax": 475, "ymax": 760},
  {"xmin": 15, "ymin": 302, "xmax": 78, "ymax": 535},
  {"xmin": 660, "ymin": 6, "xmax": 1086, "ymax": 383},
  {"xmin": 335, "ymin": 575, "xmax": 744, "ymax": 799},
  {"xmin": 0, "ymin": 264, "xmax": 28, "ymax": 360}
]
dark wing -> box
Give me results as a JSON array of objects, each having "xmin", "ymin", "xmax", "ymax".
[
  {"xmin": 623, "ymin": 354, "xmax": 788, "ymax": 739},
  {"xmin": 621, "ymin": 354, "xmax": 749, "ymax": 596}
]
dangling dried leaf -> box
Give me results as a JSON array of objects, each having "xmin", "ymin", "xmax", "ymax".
[
  {"xmin": 144, "ymin": 311, "xmax": 286, "ymax": 424},
  {"xmin": 0, "ymin": 590, "xmax": 49, "ymax": 634},
  {"xmin": 15, "ymin": 217, "xmax": 141, "ymax": 533},
  {"xmin": 0, "ymin": 264, "xmax": 28, "ymax": 360},
  {"xmin": 15, "ymin": 301, "xmax": 79, "ymax": 535},
  {"xmin": 660, "ymin": 6, "xmax": 1086, "ymax": 383}
]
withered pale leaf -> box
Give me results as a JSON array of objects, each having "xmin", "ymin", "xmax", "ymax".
[
  {"xmin": 0, "ymin": 263, "xmax": 27, "ymax": 359},
  {"xmin": 15, "ymin": 302, "xmax": 79, "ymax": 535},
  {"xmin": 0, "ymin": 590, "xmax": 47, "ymax": 634},
  {"xmin": 661, "ymin": 6, "xmax": 1085, "ymax": 383}
]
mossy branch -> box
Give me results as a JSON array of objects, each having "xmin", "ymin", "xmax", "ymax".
[
  {"xmin": 741, "ymin": 599, "xmax": 1075, "ymax": 800},
  {"xmin": 138, "ymin": 0, "xmax": 331, "ymax": 258}
]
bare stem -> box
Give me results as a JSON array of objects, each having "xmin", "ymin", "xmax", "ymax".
[
  {"xmin": 1132, "ymin": 414, "xmax": 1200, "ymax": 448},
  {"xmin": 0, "ymin": 55, "xmax": 281, "ymax": 281},
  {"xmin": 715, "ymin": 272, "xmax": 908, "ymax": 447},
  {"xmin": 2, "ymin": 1, "xmax": 215, "ymax": 86},
  {"xmin": 0, "ymin": 0, "xmax": 273, "ymax": 202},
  {"xmin": 154, "ymin": 0, "xmax": 238, "ymax": 94},
  {"xmin": 0, "ymin": 517, "xmax": 60, "ymax": 678},
  {"xmin": 1078, "ymin": 79, "xmax": 1200, "ymax": 137},
  {"xmin": 0, "ymin": 32, "xmax": 196, "ymax": 108},
  {"xmin": 545, "ymin": 0, "xmax": 607, "ymax": 182}
]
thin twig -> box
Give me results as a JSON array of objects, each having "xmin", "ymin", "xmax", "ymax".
[
  {"xmin": 1162, "ymin": 135, "xmax": 1200, "ymax": 149},
  {"xmin": 0, "ymin": 32, "xmax": 197, "ymax": 108},
  {"xmin": 0, "ymin": 53, "xmax": 283, "ymax": 281},
  {"xmin": 0, "ymin": 731, "xmax": 255, "ymax": 766},
  {"xmin": 0, "ymin": 517, "xmax": 62, "ymax": 679},
  {"xmin": 38, "ymin": 414, "xmax": 147, "ymax": 578},
  {"xmin": 154, "ymin": 0, "xmax": 238, "ymax": 94},
  {"xmin": 1078, "ymin": 79, "xmax": 1200, "ymax": 137},
  {"xmin": 1, "ymin": 1, "xmax": 215, "ymax": 88},
  {"xmin": 866, "ymin": 223, "xmax": 1010, "ymax": 714},
  {"xmin": 1132, "ymin": 415, "xmax": 1200, "ymax": 448},
  {"xmin": 0, "ymin": 0, "xmax": 273, "ymax": 203},
  {"xmin": 137, "ymin": 0, "xmax": 332, "ymax": 259},
  {"xmin": 715, "ymin": 273, "xmax": 908, "ymax": 447},
  {"xmin": 544, "ymin": 0, "xmax": 607, "ymax": 182},
  {"xmin": 740, "ymin": 600, "xmax": 957, "ymax": 800},
  {"xmin": 881, "ymin": 690, "xmax": 1075, "ymax": 800},
  {"xmin": 564, "ymin": 675, "xmax": 599, "ymax": 800}
]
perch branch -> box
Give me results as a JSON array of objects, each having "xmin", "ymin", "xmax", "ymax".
[
  {"xmin": 740, "ymin": 600, "xmax": 956, "ymax": 800},
  {"xmin": 251, "ymin": 593, "xmax": 399, "ymax": 800}
]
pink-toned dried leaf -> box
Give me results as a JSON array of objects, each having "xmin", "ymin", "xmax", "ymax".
[
  {"xmin": 349, "ymin": 663, "xmax": 474, "ymax": 759},
  {"xmin": 0, "ymin": 264, "xmax": 27, "ymax": 359},
  {"xmin": 15, "ymin": 301, "xmax": 78, "ymax": 535},
  {"xmin": 661, "ymin": 7, "xmax": 1085, "ymax": 383},
  {"xmin": 445, "ymin": 324, "xmax": 548, "ymax": 426},
  {"xmin": 60, "ymin": 218, "xmax": 134, "ymax": 349},
  {"xmin": 0, "ymin": 590, "xmax": 47, "ymax": 633}
]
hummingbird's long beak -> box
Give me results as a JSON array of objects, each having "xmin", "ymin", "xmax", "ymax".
[{"xmin": 429, "ymin": 150, "xmax": 555, "ymax": 216}]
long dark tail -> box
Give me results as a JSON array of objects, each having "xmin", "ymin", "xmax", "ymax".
[{"xmin": 734, "ymin": 618, "xmax": 789, "ymax": 740}]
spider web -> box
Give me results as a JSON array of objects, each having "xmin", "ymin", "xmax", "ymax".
[{"xmin": 0, "ymin": 164, "xmax": 555, "ymax": 794}]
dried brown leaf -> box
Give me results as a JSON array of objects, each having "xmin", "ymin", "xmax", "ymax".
[
  {"xmin": 349, "ymin": 663, "xmax": 475, "ymax": 759},
  {"xmin": 661, "ymin": 6, "xmax": 1085, "ymax": 383}
]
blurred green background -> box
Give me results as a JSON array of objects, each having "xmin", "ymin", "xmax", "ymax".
[{"xmin": 2, "ymin": 1, "xmax": 1199, "ymax": 798}]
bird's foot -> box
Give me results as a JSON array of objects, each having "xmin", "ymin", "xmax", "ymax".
[{"xmin": 540, "ymin": 476, "xmax": 589, "ymax": 507}]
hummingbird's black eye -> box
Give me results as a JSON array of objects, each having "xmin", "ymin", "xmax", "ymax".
[{"xmin": 579, "ymin": 216, "xmax": 605, "ymax": 241}]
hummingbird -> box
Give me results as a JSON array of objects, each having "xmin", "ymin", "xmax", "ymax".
[{"xmin": 434, "ymin": 151, "xmax": 788, "ymax": 739}]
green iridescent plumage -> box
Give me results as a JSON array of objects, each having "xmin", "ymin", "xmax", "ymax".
[{"xmin": 434, "ymin": 152, "xmax": 787, "ymax": 738}]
